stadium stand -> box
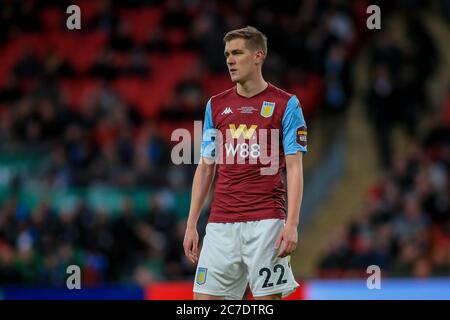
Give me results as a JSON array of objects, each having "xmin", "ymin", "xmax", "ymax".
[{"xmin": 5, "ymin": 0, "xmax": 447, "ymax": 292}]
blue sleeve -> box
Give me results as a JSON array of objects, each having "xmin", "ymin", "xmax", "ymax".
[
  {"xmin": 200, "ymin": 99, "xmax": 217, "ymax": 158},
  {"xmin": 282, "ymin": 95, "xmax": 307, "ymax": 155}
]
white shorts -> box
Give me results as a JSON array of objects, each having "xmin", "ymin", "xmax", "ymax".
[{"xmin": 193, "ymin": 218, "xmax": 299, "ymax": 300}]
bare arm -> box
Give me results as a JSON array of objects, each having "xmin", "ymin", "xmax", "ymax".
[
  {"xmin": 183, "ymin": 157, "xmax": 216, "ymax": 263},
  {"xmin": 275, "ymin": 151, "xmax": 304, "ymax": 257},
  {"xmin": 285, "ymin": 152, "xmax": 304, "ymax": 227}
]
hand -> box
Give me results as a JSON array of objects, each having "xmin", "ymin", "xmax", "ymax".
[
  {"xmin": 183, "ymin": 227, "xmax": 199, "ymax": 264},
  {"xmin": 275, "ymin": 224, "xmax": 298, "ymax": 258}
]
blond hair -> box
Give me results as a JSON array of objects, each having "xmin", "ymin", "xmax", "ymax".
[{"xmin": 223, "ymin": 26, "xmax": 268, "ymax": 57}]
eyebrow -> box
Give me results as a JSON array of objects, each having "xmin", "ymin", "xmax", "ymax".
[{"xmin": 224, "ymin": 49, "xmax": 244, "ymax": 57}]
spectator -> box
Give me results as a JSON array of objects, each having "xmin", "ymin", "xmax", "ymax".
[
  {"xmin": 0, "ymin": 76, "xmax": 22, "ymax": 103},
  {"xmin": 4, "ymin": 0, "xmax": 445, "ymax": 287},
  {"xmin": 109, "ymin": 21, "xmax": 135, "ymax": 52},
  {"xmin": 89, "ymin": 0, "xmax": 119, "ymax": 32},
  {"xmin": 16, "ymin": 0, "xmax": 42, "ymax": 32},
  {"xmin": 42, "ymin": 49, "xmax": 76, "ymax": 79},
  {"xmin": 366, "ymin": 63, "xmax": 397, "ymax": 169},
  {"xmin": 144, "ymin": 27, "xmax": 169, "ymax": 53},
  {"xmin": 89, "ymin": 48, "xmax": 118, "ymax": 79},
  {"xmin": 13, "ymin": 50, "xmax": 43, "ymax": 79},
  {"xmin": 124, "ymin": 48, "xmax": 151, "ymax": 77}
]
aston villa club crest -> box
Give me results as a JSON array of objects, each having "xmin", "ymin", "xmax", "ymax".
[
  {"xmin": 260, "ymin": 101, "xmax": 275, "ymax": 118},
  {"xmin": 196, "ymin": 267, "xmax": 207, "ymax": 285}
]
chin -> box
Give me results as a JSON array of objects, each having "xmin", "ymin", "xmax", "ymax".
[{"xmin": 230, "ymin": 76, "xmax": 239, "ymax": 83}]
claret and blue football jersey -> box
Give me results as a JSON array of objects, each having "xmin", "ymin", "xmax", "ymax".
[{"xmin": 200, "ymin": 83, "xmax": 307, "ymax": 223}]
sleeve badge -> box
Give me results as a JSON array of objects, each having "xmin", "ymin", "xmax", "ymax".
[{"xmin": 296, "ymin": 125, "xmax": 307, "ymax": 147}]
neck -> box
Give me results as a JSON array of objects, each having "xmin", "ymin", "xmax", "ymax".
[{"xmin": 236, "ymin": 73, "xmax": 268, "ymax": 98}]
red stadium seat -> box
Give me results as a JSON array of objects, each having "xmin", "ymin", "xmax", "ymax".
[
  {"xmin": 159, "ymin": 120, "xmax": 198, "ymax": 146},
  {"xmin": 77, "ymin": 0, "xmax": 101, "ymax": 24},
  {"xmin": 0, "ymin": 34, "xmax": 47, "ymax": 86},
  {"xmin": 60, "ymin": 78, "xmax": 101, "ymax": 110},
  {"xmin": 442, "ymin": 95, "xmax": 450, "ymax": 125},
  {"xmin": 289, "ymin": 73, "xmax": 323, "ymax": 121},
  {"xmin": 118, "ymin": 7, "xmax": 163, "ymax": 45},
  {"xmin": 14, "ymin": 34, "xmax": 48, "ymax": 58},
  {"xmin": 40, "ymin": 1, "xmax": 100, "ymax": 32},
  {"xmin": 47, "ymin": 32, "xmax": 107, "ymax": 73},
  {"xmin": 114, "ymin": 78, "xmax": 145, "ymax": 104},
  {"xmin": 113, "ymin": 53, "xmax": 130, "ymax": 70},
  {"xmin": 19, "ymin": 78, "xmax": 38, "ymax": 94},
  {"xmin": 114, "ymin": 77, "xmax": 168, "ymax": 119},
  {"xmin": 0, "ymin": 103, "xmax": 7, "ymax": 117},
  {"xmin": 202, "ymin": 74, "xmax": 233, "ymax": 96},
  {"xmin": 0, "ymin": 43, "xmax": 21, "ymax": 87},
  {"xmin": 165, "ymin": 28, "xmax": 187, "ymax": 49},
  {"xmin": 119, "ymin": 52, "xmax": 198, "ymax": 119},
  {"xmin": 40, "ymin": 8, "xmax": 63, "ymax": 31}
]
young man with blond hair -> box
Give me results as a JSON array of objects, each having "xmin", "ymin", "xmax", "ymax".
[{"xmin": 184, "ymin": 26, "xmax": 307, "ymax": 300}]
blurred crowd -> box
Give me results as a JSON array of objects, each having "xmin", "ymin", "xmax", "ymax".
[
  {"xmin": 0, "ymin": 195, "xmax": 199, "ymax": 285},
  {"xmin": 317, "ymin": 0, "xmax": 450, "ymax": 278},
  {"xmin": 366, "ymin": 13, "xmax": 439, "ymax": 170},
  {"xmin": 0, "ymin": 0, "xmax": 371, "ymax": 187},
  {"xmin": 0, "ymin": 0, "xmax": 368, "ymax": 285},
  {"xmin": 0, "ymin": 0, "xmax": 448, "ymax": 286},
  {"xmin": 319, "ymin": 91, "xmax": 450, "ymax": 278}
]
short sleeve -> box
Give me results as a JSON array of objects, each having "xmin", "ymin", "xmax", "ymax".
[
  {"xmin": 282, "ymin": 95, "xmax": 307, "ymax": 155},
  {"xmin": 200, "ymin": 99, "xmax": 217, "ymax": 158}
]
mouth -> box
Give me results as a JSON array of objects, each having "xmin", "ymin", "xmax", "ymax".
[{"xmin": 229, "ymin": 68, "xmax": 237, "ymax": 73}]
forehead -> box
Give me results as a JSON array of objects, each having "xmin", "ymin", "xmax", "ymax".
[{"xmin": 224, "ymin": 38, "xmax": 249, "ymax": 52}]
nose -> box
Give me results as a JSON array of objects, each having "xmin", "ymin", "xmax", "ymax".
[{"xmin": 227, "ymin": 56, "xmax": 235, "ymax": 66}]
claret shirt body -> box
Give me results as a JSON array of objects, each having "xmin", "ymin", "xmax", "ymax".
[{"xmin": 201, "ymin": 83, "xmax": 307, "ymax": 223}]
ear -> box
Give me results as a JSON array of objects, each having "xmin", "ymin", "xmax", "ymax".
[{"xmin": 254, "ymin": 49, "xmax": 265, "ymax": 65}]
